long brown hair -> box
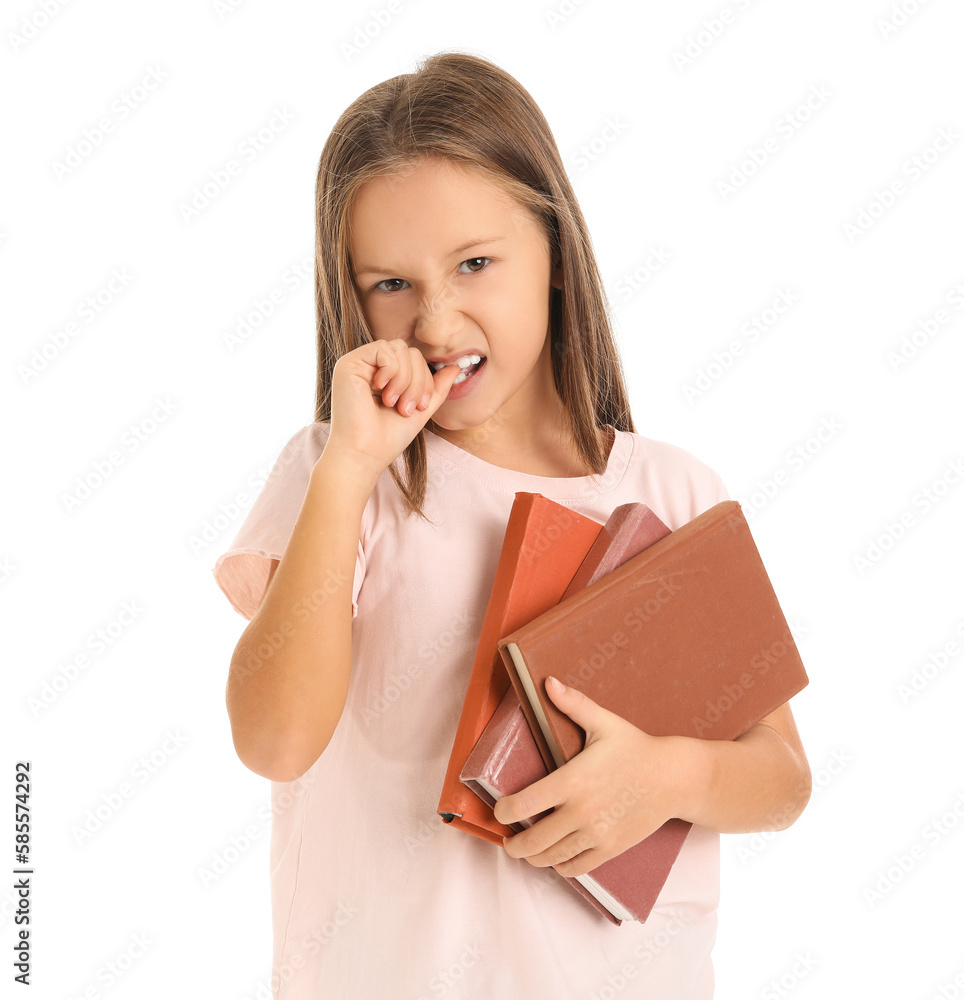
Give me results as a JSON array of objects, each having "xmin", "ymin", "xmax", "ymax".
[{"xmin": 313, "ymin": 50, "xmax": 636, "ymax": 518}]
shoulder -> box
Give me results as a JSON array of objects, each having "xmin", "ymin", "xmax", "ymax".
[
  {"xmin": 271, "ymin": 421, "xmax": 332, "ymax": 471},
  {"xmin": 627, "ymin": 431, "xmax": 723, "ymax": 479},
  {"xmin": 619, "ymin": 430, "xmax": 730, "ymax": 524},
  {"xmin": 245, "ymin": 421, "xmax": 334, "ymax": 513},
  {"xmin": 283, "ymin": 419, "xmax": 332, "ymax": 451}
]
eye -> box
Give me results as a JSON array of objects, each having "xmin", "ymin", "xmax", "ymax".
[{"xmin": 371, "ymin": 256, "xmax": 491, "ymax": 293}]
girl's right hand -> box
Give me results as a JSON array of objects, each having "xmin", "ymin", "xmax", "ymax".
[{"xmin": 321, "ymin": 338, "xmax": 463, "ymax": 481}]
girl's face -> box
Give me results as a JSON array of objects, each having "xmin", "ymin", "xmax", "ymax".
[{"xmin": 348, "ymin": 157, "xmax": 563, "ymax": 442}]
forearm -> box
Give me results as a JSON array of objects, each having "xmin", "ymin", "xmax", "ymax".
[
  {"xmin": 674, "ymin": 720, "xmax": 812, "ymax": 834},
  {"xmin": 226, "ymin": 450, "xmax": 376, "ymax": 781}
]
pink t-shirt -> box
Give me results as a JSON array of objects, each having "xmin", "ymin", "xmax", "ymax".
[{"xmin": 213, "ymin": 421, "xmax": 729, "ymax": 999}]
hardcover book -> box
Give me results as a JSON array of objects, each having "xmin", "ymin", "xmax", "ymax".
[{"xmin": 498, "ymin": 500, "xmax": 810, "ymax": 773}]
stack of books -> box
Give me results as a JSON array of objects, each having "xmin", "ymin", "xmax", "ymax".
[{"xmin": 437, "ymin": 494, "xmax": 808, "ymax": 925}]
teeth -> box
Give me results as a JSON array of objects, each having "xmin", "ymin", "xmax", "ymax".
[{"xmin": 429, "ymin": 354, "xmax": 482, "ymax": 373}]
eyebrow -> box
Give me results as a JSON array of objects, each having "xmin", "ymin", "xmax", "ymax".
[{"xmin": 353, "ymin": 236, "xmax": 506, "ymax": 278}]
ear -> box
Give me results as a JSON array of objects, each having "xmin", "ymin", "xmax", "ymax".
[{"xmin": 550, "ymin": 262, "xmax": 563, "ymax": 291}]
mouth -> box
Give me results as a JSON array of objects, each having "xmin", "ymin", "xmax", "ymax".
[{"xmin": 429, "ymin": 354, "xmax": 486, "ymax": 385}]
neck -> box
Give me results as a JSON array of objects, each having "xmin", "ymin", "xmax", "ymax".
[{"xmin": 429, "ymin": 405, "xmax": 609, "ymax": 478}]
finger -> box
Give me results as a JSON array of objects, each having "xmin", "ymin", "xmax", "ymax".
[
  {"xmin": 368, "ymin": 340, "xmax": 401, "ymax": 395},
  {"xmin": 412, "ymin": 351, "xmax": 452, "ymax": 410},
  {"xmin": 375, "ymin": 340, "xmax": 413, "ymax": 410},
  {"xmin": 389, "ymin": 356, "xmax": 459, "ymax": 419},
  {"xmin": 552, "ymin": 844, "xmax": 607, "ymax": 878},
  {"xmin": 502, "ymin": 809, "xmax": 586, "ymax": 866},
  {"xmin": 420, "ymin": 361, "xmax": 462, "ymax": 417},
  {"xmin": 400, "ymin": 349, "xmax": 439, "ymax": 414},
  {"xmin": 544, "ymin": 676, "xmax": 616, "ymax": 746},
  {"xmin": 418, "ymin": 363, "xmax": 435, "ymax": 410},
  {"xmin": 506, "ymin": 824, "xmax": 598, "ymax": 871},
  {"xmin": 493, "ymin": 769, "xmax": 567, "ymax": 829}
]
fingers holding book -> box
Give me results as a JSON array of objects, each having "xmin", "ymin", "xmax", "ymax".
[{"xmin": 494, "ymin": 679, "xmax": 694, "ymax": 878}]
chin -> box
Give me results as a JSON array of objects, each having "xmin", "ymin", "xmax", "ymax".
[
  {"xmin": 427, "ymin": 414, "xmax": 472, "ymax": 432},
  {"xmin": 428, "ymin": 409, "xmax": 494, "ymax": 436}
]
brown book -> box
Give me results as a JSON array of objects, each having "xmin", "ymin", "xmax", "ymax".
[
  {"xmin": 517, "ymin": 503, "xmax": 679, "ymax": 767},
  {"xmin": 499, "ymin": 499, "xmax": 809, "ymax": 769},
  {"xmin": 437, "ymin": 493, "xmax": 604, "ymax": 844}
]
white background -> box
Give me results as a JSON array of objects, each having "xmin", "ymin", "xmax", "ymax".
[{"xmin": 3, "ymin": 1, "xmax": 963, "ymax": 997}]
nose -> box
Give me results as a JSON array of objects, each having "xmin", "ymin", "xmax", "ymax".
[{"xmin": 411, "ymin": 281, "xmax": 463, "ymax": 350}]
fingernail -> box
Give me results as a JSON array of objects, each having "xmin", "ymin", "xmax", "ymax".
[
  {"xmin": 419, "ymin": 392, "xmax": 431, "ymax": 409},
  {"xmin": 388, "ymin": 393, "xmax": 399, "ymax": 407},
  {"xmin": 547, "ymin": 676, "xmax": 565, "ymax": 693},
  {"xmin": 403, "ymin": 399, "xmax": 415, "ymax": 415}
]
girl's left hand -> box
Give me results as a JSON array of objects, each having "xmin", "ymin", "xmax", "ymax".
[{"xmin": 493, "ymin": 677, "xmax": 699, "ymax": 878}]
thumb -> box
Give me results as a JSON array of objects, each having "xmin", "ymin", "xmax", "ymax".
[
  {"xmin": 544, "ymin": 676, "xmax": 613, "ymax": 746},
  {"xmin": 421, "ymin": 363, "xmax": 462, "ymax": 419}
]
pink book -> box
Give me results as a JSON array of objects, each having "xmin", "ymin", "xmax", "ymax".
[
  {"xmin": 461, "ymin": 686, "xmax": 625, "ymax": 922},
  {"xmin": 460, "ymin": 503, "xmax": 691, "ymax": 923}
]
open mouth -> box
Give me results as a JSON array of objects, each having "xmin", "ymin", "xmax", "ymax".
[{"xmin": 429, "ymin": 354, "xmax": 486, "ymax": 384}]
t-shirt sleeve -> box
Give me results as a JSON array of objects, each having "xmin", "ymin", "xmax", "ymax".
[
  {"xmin": 211, "ymin": 423, "xmax": 366, "ymax": 621},
  {"xmin": 646, "ymin": 437, "xmax": 732, "ymax": 527},
  {"xmin": 701, "ymin": 465, "xmax": 730, "ymax": 510}
]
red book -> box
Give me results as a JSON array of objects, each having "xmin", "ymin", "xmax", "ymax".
[
  {"xmin": 459, "ymin": 686, "xmax": 551, "ymax": 817},
  {"xmin": 462, "ymin": 503, "xmax": 692, "ymax": 923},
  {"xmin": 437, "ymin": 494, "xmax": 604, "ymax": 844}
]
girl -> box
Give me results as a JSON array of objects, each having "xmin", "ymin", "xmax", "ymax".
[{"xmin": 214, "ymin": 51, "xmax": 811, "ymax": 999}]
